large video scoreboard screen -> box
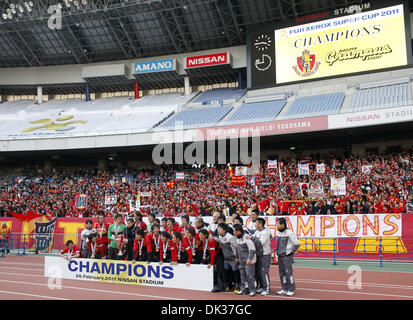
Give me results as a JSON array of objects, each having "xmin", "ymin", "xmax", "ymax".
[{"xmin": 248, "ymin": 2, "xmax": 412, "ymax": 87}]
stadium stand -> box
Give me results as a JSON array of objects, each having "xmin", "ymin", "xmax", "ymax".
[
  {"xmin": 349, "ymin": 80, "xmax": 413, "ymax": 112},
  {"xmin": 192, "ymin": 88, "xmax": 246, "ymax": 105},
  {"xmin": 1, "ymin": 148, "xmax": 411, "ymax": 218},
  {"xmin": 0, "ymin": 92, "xmax": 197, "ymax": 137},
  {"xmin": 281, "ymin": 92, "xmax": 345, "ymax": 119},
  {"xmin": 157, "ymin": 105, "xmax": 233, "ymax": 129},
  {"xmin": 221, "ymin": 100, "xmax": 287, "ymax": 124}
]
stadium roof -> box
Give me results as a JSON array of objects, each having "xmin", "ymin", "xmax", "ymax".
[{"xmin": 0, "ymin": 0, "xmax": 399, "ymax": 68}]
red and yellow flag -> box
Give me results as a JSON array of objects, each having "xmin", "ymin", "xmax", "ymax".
[
  {"xmin": 231, "ymin": 175, "xmax": 245, "ymax": 186},
  {"xmin": 166, "ymin": 181, "xmax": 176, "ymax": 189}
]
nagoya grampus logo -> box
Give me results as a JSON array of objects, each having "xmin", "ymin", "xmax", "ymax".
[
  {"xmin": 293, "ymin": 49, "xmax": 321, "ymax": 77},
  {"xmin": 22, "ymin": 115, "xmax": 87, "ymax": 133}
]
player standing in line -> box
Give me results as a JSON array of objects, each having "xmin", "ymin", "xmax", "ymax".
[
  {"xmin": 132, "ymin": 229, "xmax": 153, "ymax": 262},
  {"xmin": 250, "ymin": 218, "xmax": 272, "ymax": 295},
  {"xmin": 216, "ymin": 223, "xmax": 241, "ymax": 293},
  {"xmin": 170, "ymin": 231, "xmax": 192, "ymax": 266},
  {"xmin": 185, "ymin": 226, "xmax": 202, "ymax": 264},
  {"xmin": 233, "ymin": 224, "xmax": 257, "ymax": 296},
  {"xmin": 159, "ymin": 231, "xmax": 172, "ymax": 264},
  {"xmin": 107, "ymin": 214, "xmax": 126, "ymax": 260},
  {"xmin": 80, "ymin": 220, "xmax": 94, "ymax": 258},
  {"xmin": 87, "ymin": 233, "xmax": 106, "ymax": 259},
  {"xmin": 148, "ymin": 224, "xmax": 162, "ymax": 262},
  {"xmin": 123, "ymin": 218, "xmax": 137, "ymax": 261},
  {"xmin": 95, "ymin": 212, "xmax": 109, "ymax": 256},
  {"xmin": 275, "ymin": 217, "xmax": 300, "ymax": 297}
]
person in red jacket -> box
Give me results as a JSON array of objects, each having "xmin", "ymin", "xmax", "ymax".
[
  {"xmin": 178, "ymin": 214, "xmax": 191, "ymax": 236},
  {"xmin": 148, "ymin": 224, "xmax": 162, "ymax": 262},
  {"xmin": 95, "ymin": 212, "xmax": 109, "ymax": 255},
  {"xmin": 159, "ymin": 231, "xmax": 173, "ymax": 264},
  {"xmin": 87, "ymin": 233, "xmax": 106, "ymax": 259},
  {"xmin": 132, "ymin": 229, "xmax": 152, "ymax": 262},
  {"xmin": 134, "ymin": 212, "xmax": 147, "ymax": 234},
  {"xmin": 60, "ymin": 240, "xmax": 81, "ymax": 261},
  {"xmin": 185, "ymin": 226, "xmax": 202, "ymax": 264},
  {"xmin": 170, "ymin": 231, "xmax": 192, "ymax": 266},
  {"xmin": 166, "ymin": 218, "xmax": 179, "ymax": 236},
  {"xmin": 198, "ymin": 229, "xmax": 217, "ymax": 269}
]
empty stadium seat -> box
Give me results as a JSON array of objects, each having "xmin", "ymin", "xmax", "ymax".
[
  {"xmin": 349, "ymin": 83, "xmax": 412, "ymax": 112},
  {"xmin": 193, "ymin": 88, "xmax": 246, "ymax": 105},
  {"xmin": 282, "ymin": 92, "xmax": 345, "ymax": 119},
  {"xmin": 222, "ymin": 100, "xmax": 286, "ymax": 124},
  {"xmin": 158, "ymin": 105, "xmax": 233, "ymax": 129}
]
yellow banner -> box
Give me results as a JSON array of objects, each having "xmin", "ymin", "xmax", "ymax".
[{"xmin": 275, "ymin": 4, "xmax": 407, "ymax": 83}]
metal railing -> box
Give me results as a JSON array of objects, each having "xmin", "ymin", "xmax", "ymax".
[
  {"xmin": 2, "ymin": 234, "xmax": 413, "ymax": 269},
  {"xmin": 271, "ymin": 236, "xmax": 413, "ymax": 267}
]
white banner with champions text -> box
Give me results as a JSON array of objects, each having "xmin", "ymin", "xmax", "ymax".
[
  {"xmin": 44, "ymin": 256, "xmax": 213, "ymax": 291},
  {"xmin": 143, "ymin": 214, "xmax": 402, "ymax": 238}
]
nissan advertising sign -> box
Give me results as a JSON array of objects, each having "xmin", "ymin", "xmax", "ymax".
[{"xmin": 184, "ymin": 52, "xmax": 230, "ymax": 69}]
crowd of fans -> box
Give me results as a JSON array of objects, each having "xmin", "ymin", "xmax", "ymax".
[{"xmin": 1, "ymin": 149, "xmax": 412, "ymax": 219}]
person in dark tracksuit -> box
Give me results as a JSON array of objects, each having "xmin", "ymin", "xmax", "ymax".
[
  {"xmin": 123, "ymin": 218, "xmax": 137, "ymax": 261},
  {"xmin": 233, "ymin": 224, "xmax": 257, "ymax": 297},
  {"xmin": 275, "ymin": 218, "xmax": 300, "ymax": 297}
]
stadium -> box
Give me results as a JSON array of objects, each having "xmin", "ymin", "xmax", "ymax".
[{"xmin": 0, "ymin": 0, "xmax": 412, "ymax": 304}]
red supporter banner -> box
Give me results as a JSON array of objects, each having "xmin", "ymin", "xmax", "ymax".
[
  {"xmin": 166, "ymin": 181, "xmax": 176, "ymax": 189},
  {"xmin": 198, "ymin": 116, "xmax": 328, "ymax": 140},
  {"xmin": 185, "ymin": 52, "xmax": 229, "ymax": 69},
  {"xmin": 231, "ymin": 175, "xmax": 246, "ymax": 186}
]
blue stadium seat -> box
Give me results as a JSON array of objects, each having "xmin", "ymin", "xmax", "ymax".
[
  {"xmin": 283, "ymin": 92, "xmax": 345, "ymax": 119},
  {"xmin": 222, "ymin": 100, "xmax": 286, "ymax": 124},
  {"xmin": 159, "ymin": 105, "xmax": 233, "ymax": 128},
  {"xmin": 349, "ymin": 83, "xmax": 412, "ymax": 112},
  {"xmin": 193, "ymin": 88, "xmax": 246, "ymax": 105}
]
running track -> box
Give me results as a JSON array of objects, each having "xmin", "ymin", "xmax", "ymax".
[{"xmin": 0, "ymin": 256, "xmax": 412, "ymax": 300}]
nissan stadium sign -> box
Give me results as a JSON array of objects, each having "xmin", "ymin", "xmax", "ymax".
[
  {"xmin": 185, "ymin": 52, "xmax": 230, "ymax": 69},
  {"xmin": 133, "ymin": 59, "xmax": 176, "ymax": 74}
]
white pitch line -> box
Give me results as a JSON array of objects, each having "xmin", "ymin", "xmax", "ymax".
[
  {"xmin": 0, "ymin": 289, "xmax": 68, "ymax": 300},
  {"xmin": 0, "ymin": 261, "xmax": 44, "ymax": 266},
  {"xmin": 0, "ymin": 275, "xmax": 186, "ymax": 300},
  {"xmin": 269, "ymin": 285, "xmax": 413, "ymax": 299},
  {"xmin": 2, "ymin": 269, "xmax": 411, "ymax": 299},
  {"xmin": 269, "ymin": 277, "xmax": 413, "ymax": 289},
  {"xmin": 0, "ymin": 266, "xmax": 43, "ymax": 271}
]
